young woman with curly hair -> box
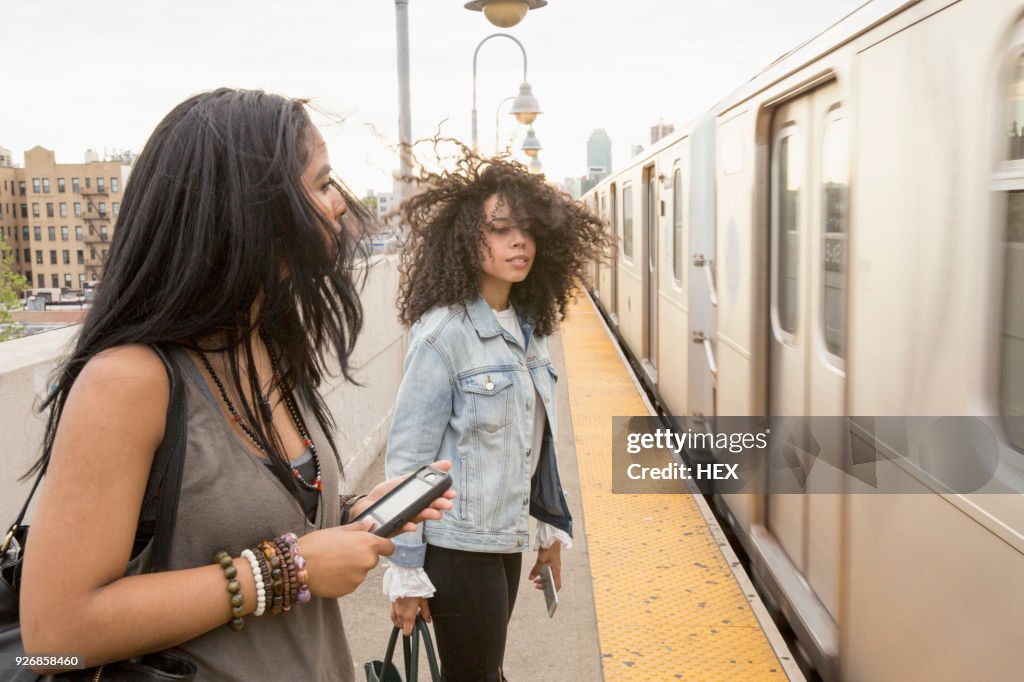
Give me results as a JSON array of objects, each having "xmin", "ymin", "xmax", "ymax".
[{"xmin": 384, "ymin": 155, "xmax": 610, "ymax": 681}]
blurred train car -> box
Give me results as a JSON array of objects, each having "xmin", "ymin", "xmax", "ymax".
[{"xmin": 583, "ymin": 0, "xmax": 1024, "ymax": 679}]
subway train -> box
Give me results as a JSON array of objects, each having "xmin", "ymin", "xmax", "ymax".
[{"xmin": 581, "ymin": 0, "xmax": 1024, "ymax": 679}]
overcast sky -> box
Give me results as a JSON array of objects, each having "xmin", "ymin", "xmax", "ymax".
[{"xmin": 0, "ymin": 0, "xmax": 865, "ymax": 196}]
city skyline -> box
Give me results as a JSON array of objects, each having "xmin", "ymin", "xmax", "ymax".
[{"xmin": 0, "ymin": 1, "xmax": 863, "ymax": 197}]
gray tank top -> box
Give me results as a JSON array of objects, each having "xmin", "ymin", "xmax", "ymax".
[{"xmin": 130, "ymin": 346, "xmax": 354, "ymax": 681}]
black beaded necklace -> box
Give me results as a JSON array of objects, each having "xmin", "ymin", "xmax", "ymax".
[{"xmin": 196, "ymin": 332, "xmax": 323, "ymax": 493}]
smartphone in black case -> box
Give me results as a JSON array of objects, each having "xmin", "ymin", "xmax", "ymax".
[{"xmin": 352, "ymin": 464, "xmax": 452, "ymax": 537}]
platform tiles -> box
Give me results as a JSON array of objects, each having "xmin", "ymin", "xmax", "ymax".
[{"xmin": 560, "ymin": 295, "xmax": 789, "ymax": 681}]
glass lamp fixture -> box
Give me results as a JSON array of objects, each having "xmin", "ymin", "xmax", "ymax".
[
  {"xmin": 521, "ymin": 127, "xmax": 542, "ymax": 158},
  {"xmin": 464, "ymin": 0, "xmax": 548, "ymax": 28},
  {"xmin": 510, "ymin": 82, "xmax": 541, "ymax": 125}
]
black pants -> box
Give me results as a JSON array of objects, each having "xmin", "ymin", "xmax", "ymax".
[{"xmin": 424, "ymin": 544, "xmax": 522, "ymax": 682}]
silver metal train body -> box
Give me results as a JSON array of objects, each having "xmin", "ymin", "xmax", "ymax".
[{"xmin": 582, "ymin": 1, "xmax": 1024, "ymax": 679}]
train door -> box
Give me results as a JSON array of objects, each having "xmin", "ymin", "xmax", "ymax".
[
  {"xmin": 643, "ymin": 164, "xmax": 659, "ymax": 381},
  {"xmin": 688, "ymin": 116, "xmax": 718, "ymax": 419},
  {"xmin": 609, "ymin": 183, "xmax": 619, "ymax": 324},
  {"xmin": 766, "ymin": 81, "xmax": 847, "ymax": 624}
]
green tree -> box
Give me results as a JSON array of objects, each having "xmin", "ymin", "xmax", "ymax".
[{"xmin": 0, "ymin": 234, "xmax": 27, "ymax": 341}]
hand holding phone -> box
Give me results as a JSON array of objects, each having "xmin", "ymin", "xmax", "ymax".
[{"xmin": 352, "ymin": 465, "xmax": 453, "ymax": 537}]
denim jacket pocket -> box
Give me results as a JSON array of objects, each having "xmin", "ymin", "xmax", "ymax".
[{"xmin": 462, "ymin": 371, "xmax": 514, "ymax": 433}]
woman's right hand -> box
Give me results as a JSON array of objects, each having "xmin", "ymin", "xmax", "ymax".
[
  {"xmin": 391, "ymin": 596, "xmax": 430, "ymax": 636},
  {"xmin": 299, "ymin": 520, "xmax": 394, "ymax": 598}
]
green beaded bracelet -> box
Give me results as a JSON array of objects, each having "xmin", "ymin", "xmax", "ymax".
[{"xmin": 214, "ymin": 550, "xmax": 246, "ymax": 631}]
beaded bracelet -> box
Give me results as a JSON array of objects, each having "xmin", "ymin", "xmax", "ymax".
[
  {"xmin": 214, "ymin": 550, "xmax": 245, "ymax": 631},
  {"xmin": 281, "ymin": 532, "xmax": 311, "ymax": 604},
  {"xmin": 241, "ymin": 549, "xmax": 265, "ymax": 617},
  {"xmin": 259, "ymin": 540, "xmax": 285, "ymax": 616},
  {"xmin": 274, "ymin": 536, "xmax": 294, "ymax": 611}
]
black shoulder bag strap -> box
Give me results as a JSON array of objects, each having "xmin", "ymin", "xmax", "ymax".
[{"xmin": 1, "ymin": 343, "xmax": 187, "ymax": 575}]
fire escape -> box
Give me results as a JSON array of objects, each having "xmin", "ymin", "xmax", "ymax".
[{"xmin": 80, "ymin": 184, "xmax": 111, "ymax": 280}]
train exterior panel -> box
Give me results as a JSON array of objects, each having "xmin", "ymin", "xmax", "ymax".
[{"xmin": 583, "ymin": 0, "xmax": 1024, "ymax": 678}]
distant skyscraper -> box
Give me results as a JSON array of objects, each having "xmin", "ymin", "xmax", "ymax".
[
  {"xmin": 650, "ymin": 121, "xmax": 675, "ymax": 145},
  {"xmin": 587, "ymin": 129, "xmax": 612, "ymax": 177}
]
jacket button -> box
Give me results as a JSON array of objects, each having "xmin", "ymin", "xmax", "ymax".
[{"xmin": 526, "ymin": 399, "xmax": 533, "ymax": 410}]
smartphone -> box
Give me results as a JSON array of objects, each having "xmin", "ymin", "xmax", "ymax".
[
  {"xmin": 541, "ymin": 563, "xmax": 558, "ymax": 618},
  {"xmin": 352, "ymin": 464, "xmax": 452, "ymax": 537}
]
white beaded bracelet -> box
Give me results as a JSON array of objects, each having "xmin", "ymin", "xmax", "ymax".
[{"xmin": 241, "ymin": 549, "xmax": 266, "ymax": 617}]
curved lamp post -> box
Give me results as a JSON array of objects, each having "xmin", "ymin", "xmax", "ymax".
[
  {"xmin": 464, "ymin": 0, "xmax": 548, "ymax": 28},
  {"xmin": 472, "ymin": 33, "xmax": 542, "ymax": 151}
]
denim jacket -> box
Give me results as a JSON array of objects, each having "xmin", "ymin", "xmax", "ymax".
[{"xmin": 386, "ymin": 295, "xmax": 573, "ymax": 567}]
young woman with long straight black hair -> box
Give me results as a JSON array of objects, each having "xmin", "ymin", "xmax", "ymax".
[{"xmin": 17, "ymin": 88, "xmax": 452, "ymax": 681}]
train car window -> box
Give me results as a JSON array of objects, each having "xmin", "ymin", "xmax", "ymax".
[
  {"xmin": 822, "ymin": 115, "xmax": 849, "ymax": 360},
  {"xmin": 773, "ymin": 129, "xmax": 803, "ymax": 335},
  {"xmin": 1001, "ymin": 54, "xmax": 1024, "ymax": 452},
  {"xmin": 673, "ymin": 167, "xmax": 684, "ymax": 285},
  {"xmin": 623, "ymin": 184, "xmax": 633, "ymax": 259}
]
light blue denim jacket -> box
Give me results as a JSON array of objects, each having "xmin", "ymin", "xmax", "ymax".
[{"xmin": 386, "ymin": 295, "xmax": 573, "ymax": 567}]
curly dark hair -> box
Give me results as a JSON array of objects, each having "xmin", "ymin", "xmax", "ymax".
[{"xmin": 397, "ymin": 153, "xmax": 611, "ymax": 336}]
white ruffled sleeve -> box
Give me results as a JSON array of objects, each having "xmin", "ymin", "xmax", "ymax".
[
  {"xmin": 535, "ymin": 521, "xmax": 574, "ymax": 550},
  {"xmin": 382, "ymin": 564, "xmax": 436, "ymax": 602}
]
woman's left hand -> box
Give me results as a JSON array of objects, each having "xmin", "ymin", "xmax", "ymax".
[
  {"xmin": 529, "ymin": 541, "xmax": 562, "ymax": 591},
  {"xmin": 349, "ymin": 461, "xmax": 456, "ymax": 533}
]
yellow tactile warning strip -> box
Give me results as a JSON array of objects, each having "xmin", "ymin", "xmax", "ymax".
[{"xmin": 561, "ymin": 295, "xmax": 784, "ymax": 681}]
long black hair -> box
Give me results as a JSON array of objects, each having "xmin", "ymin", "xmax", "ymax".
[{"xmin": 28, "ymin": 88, "xmax": 371, "ymax": 491}]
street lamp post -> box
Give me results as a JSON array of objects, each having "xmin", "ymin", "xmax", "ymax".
[
  {"xmin": 471, "ymin": 33, "xmax": 541, "ymax": 152},
  {"xmin": 394, "ymin": 0, "xmax": 413, "ymax": 211},
  {"xmin": 495, "ymin": 96, "xmax": 515, "ymax": 154}
]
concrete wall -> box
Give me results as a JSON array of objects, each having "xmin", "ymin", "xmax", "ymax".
[{"xmin": 0, "ymin": 254, "xmax": 406, "ymax": 523}]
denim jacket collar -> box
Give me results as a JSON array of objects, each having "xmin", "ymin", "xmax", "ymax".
[{"xmin": 466, "ymin": 294, "xmax": 536, "ymax": 353}]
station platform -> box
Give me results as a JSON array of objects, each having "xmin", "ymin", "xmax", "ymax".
[{"xmin": 343, "ymin": 294, "xmax": 801, "ymax": 681}]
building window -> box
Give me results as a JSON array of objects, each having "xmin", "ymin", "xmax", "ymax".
[
  {"xmin": 49, "ymin": 250, "xmax": 57, "ymax": 265},
  {"xmin": 76, "ymin": 250, "xmax": 84, "ymax": 265},
  {"xmin": 20, "ymin": 204, "xmax": 27, "ymax": 218},
  {"xmin": 42, "ymin": 178, "xmax": 50, "ymax": 193},
  {"xmin": 33, "ymin": 226, "xmax": 41, "ymax": 241},
  {"xmin": 64, "ymin": 273, "xmax": 72, "ymax": 288},
  {"xmin": 37, "ymin": 274, "xmax": 44, "ymax": 288},
  {"xmin": 47, "ymin": 226, "xmax": 55, "ymax": 241},
  {"xmin": 18, "ymin": 181, "xmax": 25, "ymax": 196},
  {"xmin": 59, "ymin": 202, "xmax": 67, "ymax": 217},
  {"xmin": 112, "ymin": 202, "xmax": 120, "ymax": 216},
  {"xmin": 71, "ymin": 177, "xmax": 80, "ymax": 193},
  {"xmin": 85, "ymin": 177, "xmax": 91, "ymax": 189},
  {"xmin": 100, "ymin": 226, "xmax": 109, "ymax": 241},
  {"xmin": 35, "ymin": 250, "xmax": 42, "ymax": 265},
  {"xmin": 97, "ymin": 178, "xmax": 105, "ymax": 193},
  {"xmin": 51, "ymin": 274, "xmax": 59, "ymax": 288},
  {"xmin": 74, "ymin": 202, "xmax": 81, "ymax": 217},
  {"xmin": 22, "ymin": 248, "xmax": 29, "ymax": 262},
  {"xmin": 21, "ymin": 227, "xmax": 28, "ymax": 241},
  {"xmin": 111, "ymin": 177, "xmax": 119, "ymax": 193},
  {"xmin": 773, "ymin": 128, "xmax": 803, "ymax": 336},
  {"xmin": 98, "ymin": 201, "xmax": 107, "ymax": 216},
  {"xmin": 32, "ymin": 178, "xmax": 40, "ymax": 193},
  {"xmin": 62, "ymin": 249, "xmax": 70, "ymax": 265},
  {"xmin": 60, "ymin": 226, "xmax": 68, "ymax": 241},
  {"xmin": 75, "ymin": 226, "xmax": 83, "ymax": 240},
  {"xmin": 622, "ymin": 184, "xmax": 633, "ymax": 259},
  {"xmin": 31, "ymin": 203, "xmax": 39, "ymax": 217},
  {"xmin": 57, "ymin": 178, "xmax": 66, "ymax": 193},
  {"xmin": 78, "ymin": 273, "xmax": 86, "ymax": 287},
  {"xmin": 46, "ymin": 202, "xmax": 54, "ymax": 218}
]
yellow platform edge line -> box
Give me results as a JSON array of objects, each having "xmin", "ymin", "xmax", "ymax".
[{"xmin": 561, "ymin": 294, "xmax": 785, "ymax": 681}]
